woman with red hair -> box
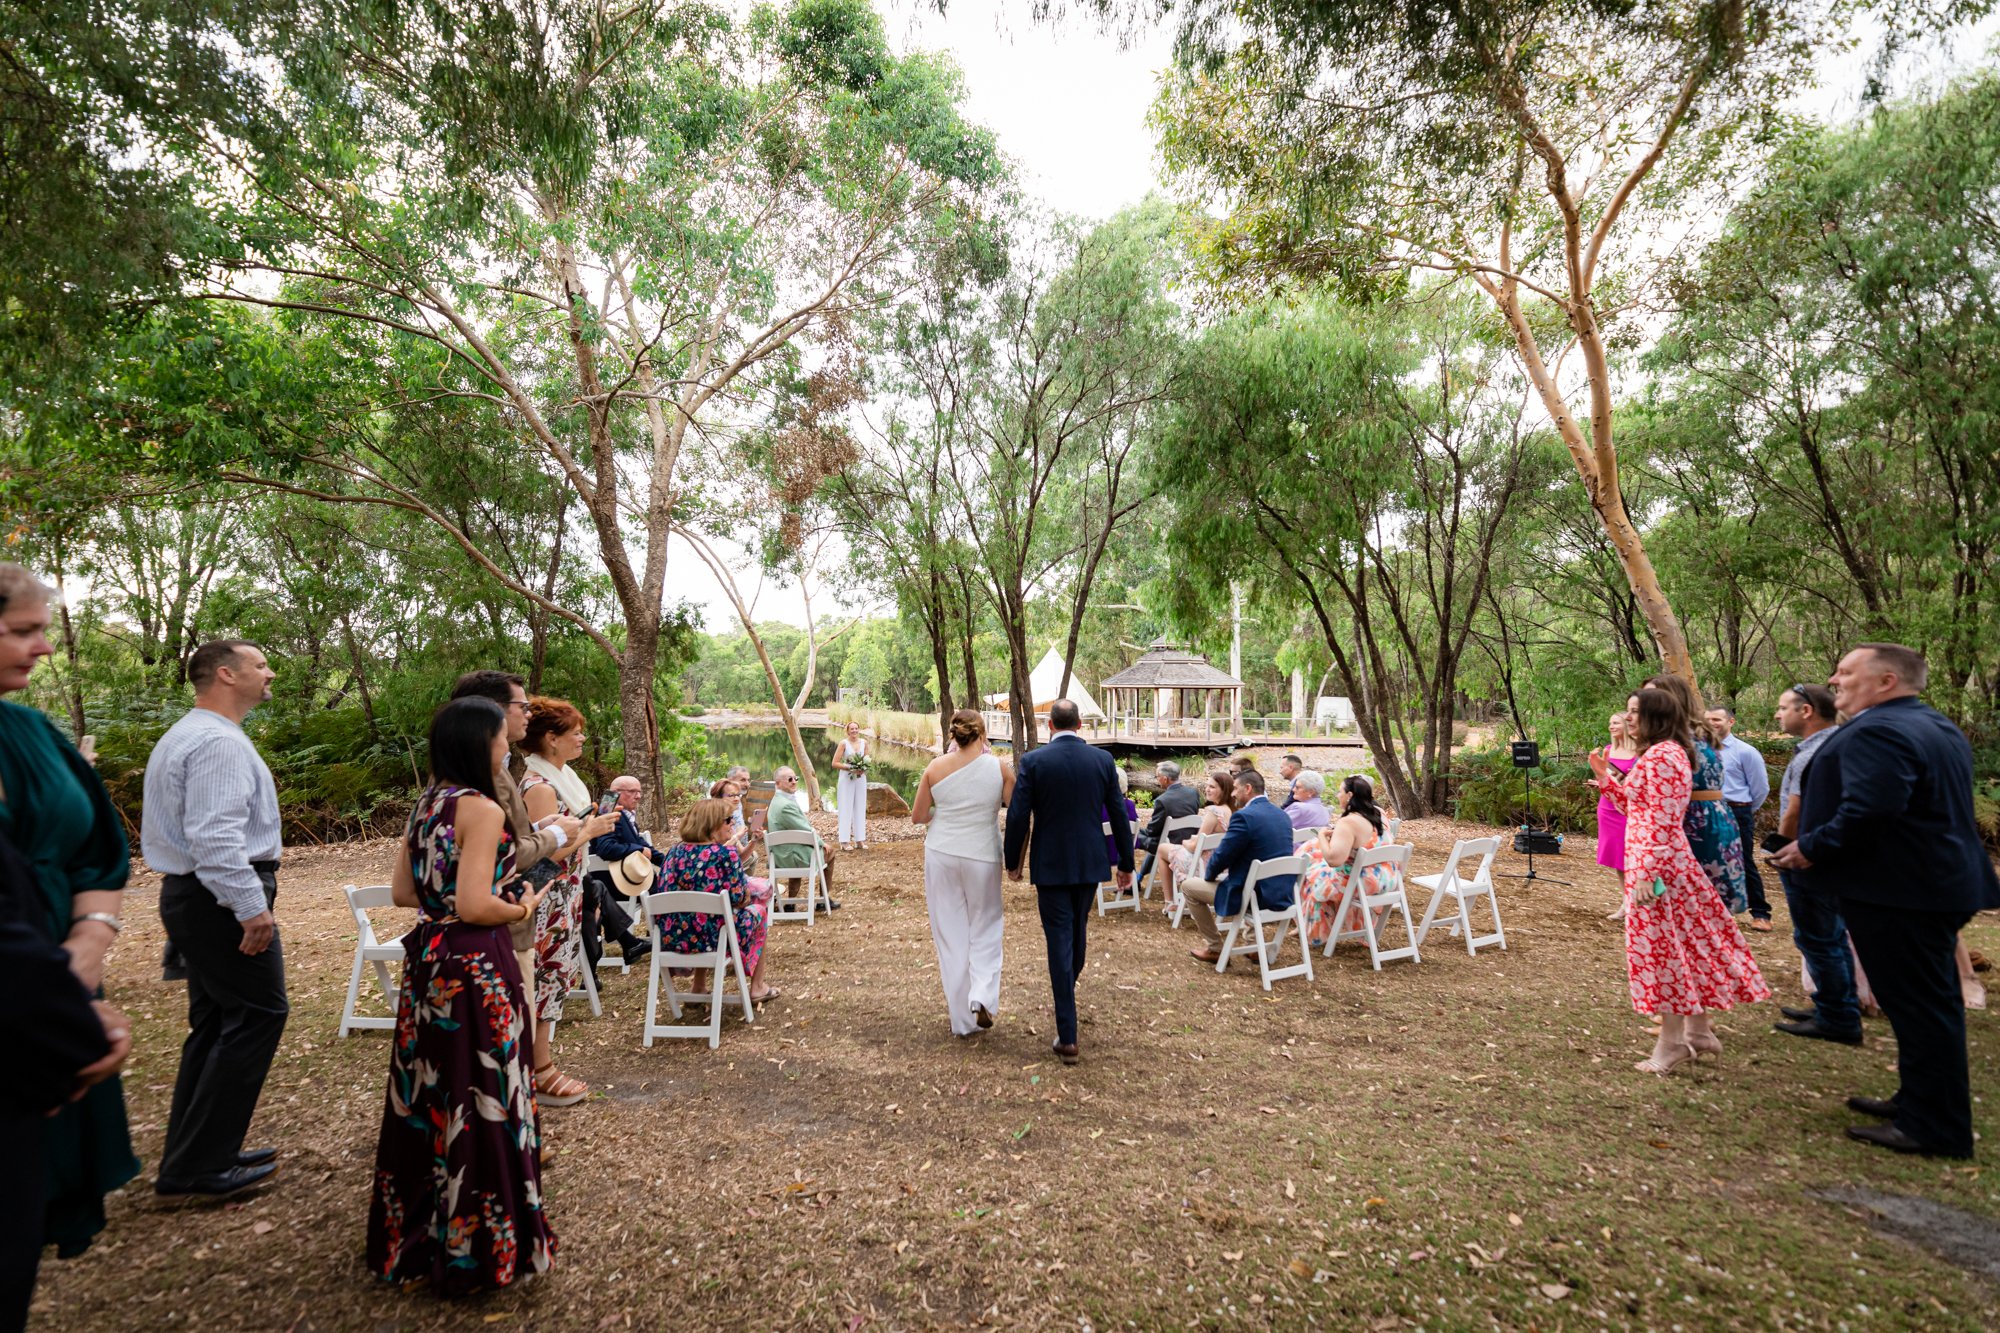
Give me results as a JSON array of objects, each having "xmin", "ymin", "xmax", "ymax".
[{"xmin": 519, "ymin": 696, "xmax": 594, "ymax": 1107}]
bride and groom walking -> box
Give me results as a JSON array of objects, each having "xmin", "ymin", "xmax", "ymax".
[{"xmin": 911, "ymin": 699, "xmax": 1134, "ymax": 1064}]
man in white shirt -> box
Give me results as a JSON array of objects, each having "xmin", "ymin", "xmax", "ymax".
[
  {"xmin": 142, "ymin": 640, "xmax": 286, "ymax": 1200},
  {"xmin": 1705, "ymin": 704, "xmax": 1773, "ymax": 929}
]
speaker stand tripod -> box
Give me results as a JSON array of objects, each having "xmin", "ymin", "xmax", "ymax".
[{"xmin": 1497, "ymin": 763, "xmax": 1571, "ymax": 886}]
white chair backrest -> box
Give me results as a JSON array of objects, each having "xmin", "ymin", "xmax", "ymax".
[
  {"xmin": 1099, "ymin": 820, "xmax": 1113, "ymax": 836},
  {"xmin": 1384, "ymin": 816, "xmax": 1402, "ymax": 845},
  {"xmin": 643, "ymin": 890, "xmax": 732, "ymax": 954},
  {"xmin": 764, "ymin": 829, "xmax": 819, "ymax": 851},
  {"xmin": 346, "ymin": 884, "xmax": 396, "ymax": 942},
  {"xmin": 1291, "ymin": 825, "xmax": 1320, "ymax": 848},
  {"xmin": 1162, "ymin": 814, "xmax": 1204, "ymax": 841},
  {"xmin": 1351, "ymin": 841, "xmax": 1412, "ymax": 881},
  {"xmin": 1442, "ymin": 836, "xmax": 1502, "ymax": 885},
  {"xmin": 1243, "ymin": 853, "xmax": 1308, "ymax": 902}
]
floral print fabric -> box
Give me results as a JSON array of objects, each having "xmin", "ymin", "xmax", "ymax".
[
  {"xmin": 1606, "ymin": 743, "xmax": 1769, "ymax": 1015},
  {"xmin": 1300, "ymin": 823, "xmax": 1398, "ymax": 945},
  {"xmin": 1686, "ymin": 741, "xmax": 1749, "ymax": 913},
  {"xmin": 367, "ymin": 784, "xmax": 555, "ymax": 1294},
  {"xmin": 519, "ymin": 771, "xmax": 584, "ymax": 1023},
  {"xmin": 654, "ymin": 840, "xmax": 768, "ymax": 976}
]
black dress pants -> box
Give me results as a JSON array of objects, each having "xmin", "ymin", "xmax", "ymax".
[
  {"xmin": 1, "ymin": 1113, "xmax": 47, "ymax": 1333},
  {"xmin": 1035, "ymin": 884, "xmax": 1093, "ymax": 1047},
  {"xmin": 1729, "ymin": 803, "xmax": 1770, "ymax": 918},
  {"xmin": 1842, "ymin": 900, "xmax": 1975, "ymax": 1157},
  {"xmin": 158, "ymin": 870, "xmax": 289, "ymax": 1181},
  {"xmin": 581, "ymin": 873, "xmax": 640, "ymax": 973}
]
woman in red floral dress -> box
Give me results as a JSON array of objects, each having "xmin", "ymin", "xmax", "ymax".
[{"xmin": 1594, "ymin": 688, "xmax": 1769, "ymax": 1074}]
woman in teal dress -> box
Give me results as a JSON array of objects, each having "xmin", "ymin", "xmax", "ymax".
[
  {"xmin": 0, "ymin": 565, "xmax": 139, "ymax": 1258},
  {"xmin": 1647, "ymin": 676, "xmax": 1749, "ymax": 915}
]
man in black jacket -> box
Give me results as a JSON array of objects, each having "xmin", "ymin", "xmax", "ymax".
[
  {"xmin": 1134, "ymin": 761, "xmax": 1200, "ymax": 888},
  {"xmin": 1, "ymin": 826, "xmax": 129, "ymax": 1330},
  {"xmin": 1774, "ymin": 643, "xmax": 2000, "ymax": 1158}
]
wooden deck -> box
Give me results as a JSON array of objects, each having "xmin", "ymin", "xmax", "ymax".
[{"xmin": 978, "ymin": 710, "xmax": 1365, "ymax": 754}]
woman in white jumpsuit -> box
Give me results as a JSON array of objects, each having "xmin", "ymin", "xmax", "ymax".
[
  {"xmin": 833, "ymin": 721, "xmax": 870, "ymax": 850},
  {"xmin": 910, "ymin": 710, "xmax": 1014, "ymax": 1037}
]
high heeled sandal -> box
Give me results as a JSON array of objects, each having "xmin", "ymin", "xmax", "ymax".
[
  {"xmin": 1635, "ymin": 1042, "xmax": 1696, "ymax": 1076},
  {"xmin": 1688, "ymin": 1033, "xmax": 1723, "ymax": 1058},
  {"xmin": 533, "ymin": 1062, "xmax": 589, "ymax": 1107}
]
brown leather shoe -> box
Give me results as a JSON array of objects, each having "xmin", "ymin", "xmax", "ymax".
[
  {"xmin": 1052, "ymin": 1041, "xmax": 1080, "ymax": 1065},
  {"xmin": 1189, "ymin": 947, "xmax": 1221, "ymax": 963}
]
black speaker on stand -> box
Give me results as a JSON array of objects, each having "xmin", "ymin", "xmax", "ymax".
[{"xmin": 1497, "ymin": 739, "xmax": 1570, "ymax": 886}]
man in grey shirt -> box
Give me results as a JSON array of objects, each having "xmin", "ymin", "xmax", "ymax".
[
  {"xmin": 1767, "ymin": 682, "xmax": 1858, "ymax": 1045},
  {"xmin": 142, "ymin": 639, "xmax": 287, "ymax": 1199}
]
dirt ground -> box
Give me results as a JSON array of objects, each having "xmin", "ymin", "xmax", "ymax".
[{"xmin": 29, "ymin": 815, "xmax": 2000, "ymax": 1332}]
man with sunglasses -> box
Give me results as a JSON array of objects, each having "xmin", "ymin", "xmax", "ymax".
[{"xmin": 769, "ymin": 767, "xmax": 839, "ymax": 909}]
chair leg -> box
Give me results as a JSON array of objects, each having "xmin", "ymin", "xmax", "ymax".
[
  {"xmin": 707, "ymin": 958, "xmax": 725, "ymax": 1048},
  {"xmin": 577, "ymin": 954, "xmax": 603, "ymax": 1017},
  {"xmin": 339, "ymin": 946, "xmax": 367, "ymax": 1038},
  {"xmin": 1415, "ymin": 878, "xmax": 1450, "ymax": 948},
  {"xmin": 643, "ymin": 950, "xmax": 661, "ymax": 1047}
]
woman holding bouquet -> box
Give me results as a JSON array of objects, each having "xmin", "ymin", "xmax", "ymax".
[{"xmin": 833, "ymin": 721, "xmax": 870, "ymax": 852}]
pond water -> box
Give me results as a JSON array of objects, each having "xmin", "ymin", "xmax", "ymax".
[{"xmin": 698, "ymin": 725, "xmax": 928, "ymax": 809}]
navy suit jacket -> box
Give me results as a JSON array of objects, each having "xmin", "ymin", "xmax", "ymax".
[
  {"xmin": 1004, "ymin": 733, "xmax": 1134, "ymax": 886},
  {"xmin": 1204, "ymin": 796, "xmax": 1297, "ymax": 918},
  {"xmin": 590, "ymin": 810, "xmax": 665, "ymax": 869},
  {"xmin": 1136, "ymin": 781, "xmax": 1202, "ymax": 851},
  {"xmin": 1795, "ymin": 696, "xmax": 2000, "ymax": 914}
]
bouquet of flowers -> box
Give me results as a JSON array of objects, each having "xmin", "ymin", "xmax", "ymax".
[{"xmin": 845, "ymin": 752, "xmax": 872, "ymax": 777}]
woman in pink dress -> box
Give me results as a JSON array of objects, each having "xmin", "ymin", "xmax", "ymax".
[
  {"xmin": 1592, "ymin": 687, "xmax": 1768, "ymax": 1075},
  {"xmin": 1593, "ymin": 707, "xmax": 1640, "ymax": 918}
]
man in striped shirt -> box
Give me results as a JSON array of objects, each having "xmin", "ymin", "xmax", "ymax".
[{"xmin": 142, "ymin": 639, "xmax": 287, "ymax": 1200}]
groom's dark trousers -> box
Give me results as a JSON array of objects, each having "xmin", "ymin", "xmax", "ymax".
[{"xmin": 1004, "ymin": 731, "xmax": 1133, "ymax": 1049}]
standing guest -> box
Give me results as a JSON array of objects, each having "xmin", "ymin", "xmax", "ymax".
[
  {"xmin": 1766, "ymin": 684, "xmax": 1861, "ymax": 1045},
  {"xmin": 911, "ymin": 710, "xmax": 1014, "ymax": 1038},
  {"xmin": 833, "ymin": 721, "xmax": 870, "ymax": 852},
  {"xmin": 1004, "ymin": 699, "xmax": 1132, "ymax": 1065},
  {"xmin": 654, "ymin": 799, "xmax": 777, "ymax": 1003},
  {"xmin": 1646, "ymin": 675, "xmax": 1750, "ymax": 915},
  {"xmin": 1134, "ymin": 760, "xmax": 1199, "ymax": 888},
  {"xmin": 1593, "ymin": 709, "xmax": 1640, "ymax": 919},
  {"xmin": 1285, "ymin": 770, "xmax": 1331, "ymax": 830},
  {"xmin": 1774, "ymin": 644, "xmax": 2000, "ymax": 1158},
  {"xmin": 1594, "ymin": 688, "xmax": 1769, "ymax": 1074},
  {"xmin": 1161, "ymin": 769, "xmax": 1238, "ymax": 895},
  {"xmin": 1274, "ymin": 755, "xmax": 1304, "ymax": 809},
  {"xmin": 369, "ymin": 697, "xmax": 555, "ymax": 1293},
  {"xmin": 1706, "ymin": 704, "xmax": 1774, "ymax": 931},
  {"xmin": 1181, "ymin": 770, "xmax": 1296, "ymax": 965},
  {"xmin": 143, "ymin": 639, "xmax": 289, "ymax": 1201},
  {"xmin": 582, "ymin": 775, "xmax": 658, "ymax": 974},
  {"xmin": 767, "ymin": 766, "xmax": 839, "ymax": 909},
  {"xmin": 1103, "ymin": 766, "xmax": 1140, "ymax": 867},
  {"xmin": 446, "ymin": 672, "xmax": 602, "ymax": 898},
  {"xmin": 518, "ymin": 697, "xmax": 596, "ymax": 1108},
  {"xmin": 0, "ymin": 564, "xmax": 138, "ymax": 1286},
  {"xmin": 0, "ymin": 824, "xmax": 131, "ymax": 1330},
  {"xmin": 1301, "ymin": 775, "xmax": 1398, "ymax": 945}
]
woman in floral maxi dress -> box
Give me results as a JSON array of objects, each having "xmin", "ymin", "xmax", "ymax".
[
  {"xmin": 519, "ymin": 697, "xmax": 593, "ymax": 1106},
  {"xmin": 1646, "ymin": 675, "xmax": 1750, "ymax": 914},
  {"xmin": 1595, "ymin": 688, "xmax": 1768, "ymax": 1075},
  {"xmin": 369, "ymin": 697, "xmax": 555, "ymax": 1294}
]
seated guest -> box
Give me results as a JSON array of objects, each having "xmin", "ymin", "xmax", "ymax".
[
  {"xmin": 582, "ymin": 775, "xmax": 658, "ymax": 973},
  {"xmin": 1301, "ymin": 775, "xmax": 1399, "ymax": 945},
  {"xmin": 1181, "ymin": 769, "xmax": 1296, "ymax": 964},
  {"xmin": 711, "ymin": 778, "xmax": 753, "ymax": 855},
  {"xmin": 767, "ymin": 766, "xmax": 839, "ymax": 909},
  {"xmin": 1162, "ymin": 770, "xmax": 1238, "ymax": 892},
  {"xmin": 656, "ymin": 798, "xmax": 777, "ymax": 1003},
  {"xmin": 1286, "ymin": 770, "xmax": 1330, "ymax": 829},
  {"xmin": 1135, "ymin": 760, "xmax": 1201, "ymax": 887},
  {"xmin": 1103, "ymin": 766, "xmax": 1139, "ymax": 869}
]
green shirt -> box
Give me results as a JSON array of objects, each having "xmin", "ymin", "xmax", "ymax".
[{"xmin": 767, "ymin": 789, "xmax": 819, "ymax": 869}]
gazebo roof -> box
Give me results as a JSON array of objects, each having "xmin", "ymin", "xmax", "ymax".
[{"xmin": 1100, "ymin": 638, "xmax": 1244, "ymax": 690}]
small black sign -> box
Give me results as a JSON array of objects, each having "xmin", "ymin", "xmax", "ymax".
[{"xmin": 1510, "ymin": 739, "xmax": 1541, "ymax": 768}]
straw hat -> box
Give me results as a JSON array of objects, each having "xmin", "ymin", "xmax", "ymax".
[{"xmin": 607, "ymin": 850, "xmax": 657, "ymax": 898}]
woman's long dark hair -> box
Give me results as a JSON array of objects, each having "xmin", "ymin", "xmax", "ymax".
[
  {"xmin": 429, "ymin": 697, "xmax": 504, "ymax": 802},
  {"xmin": 1341, "ymin": 774, "xmax": 1385, "ymax": 835},
  {"xmin": 1632, "ymin": 687, "xmax": 1697, "ymax": 764}
]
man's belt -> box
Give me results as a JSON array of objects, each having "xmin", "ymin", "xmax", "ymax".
[{"xmin": 1690, "ymin": 790, "xmax": 1725, "ymax": 803}]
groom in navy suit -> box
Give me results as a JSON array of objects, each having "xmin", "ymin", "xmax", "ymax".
[
  {"xmin": 1005, "ymin": 699, "xmax": 1133, "ymax": 1064},
  {"xmin": 1774, "ymin": 642, "xmax": 2000, "ymax": 1158}
]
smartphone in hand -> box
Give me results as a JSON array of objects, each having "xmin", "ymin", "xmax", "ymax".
[{"xmin": 596, "ymin": 791, "xmax": 621, "ymax": 816}]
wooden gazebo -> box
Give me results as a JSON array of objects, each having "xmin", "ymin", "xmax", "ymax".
[{"xmin": 1100, "ymin": 639, "xmax": 1244, "ymax": 745}]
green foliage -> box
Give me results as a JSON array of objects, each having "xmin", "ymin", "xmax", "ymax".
[{"xmin": 1450, "ymin": 747, "xmax": 1600, "ymax": 834}]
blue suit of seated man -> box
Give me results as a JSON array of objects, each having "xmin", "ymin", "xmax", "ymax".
[{"xmin": 1182, "ymin": 775, "xmax": 1296, "ymax": 956}]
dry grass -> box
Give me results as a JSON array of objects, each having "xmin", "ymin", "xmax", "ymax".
[{"xmin": 29, "ymin": 821, "xmax": 2000, "ymax": 1331}]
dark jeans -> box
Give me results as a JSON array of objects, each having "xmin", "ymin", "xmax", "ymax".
[
  {"xmin": 158, "ymin": 868, "xmax": 289, "ymax": 1181},
  {"xmin": 1780, "ymin": 868, "xmax": 1859, "ymax": 1035},
  {"xmin": 1730, "ymin": 803, "xmax": 1770, "ymax": 918},
  {"xmin": 1843, "ymin": 900, "xmax": 1976, "ymax": 1157},
  {"xmin": 1035, "ymin": 885, "xmax": 1093, "ymax": 1047},
  {"xmin": 581, "ymin": 873, "xmax": 641, "ymax": 973},
  {"xmin": 1, "ymin": 1112, "xmax": 46, "ymax": 1331}
]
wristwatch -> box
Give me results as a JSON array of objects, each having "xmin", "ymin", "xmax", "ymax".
[{"xmin": 73, "ymin": 911, "xmax": 124, "ymax": 935}]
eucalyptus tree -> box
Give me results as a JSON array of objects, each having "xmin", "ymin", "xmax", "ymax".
[
  {"xmin": 1156, "ymin": 294, "xmax": 1529, "ymax": 816},
  {"xmin": 142, "ymin": 0, "xmax": 1001, "ymax": 809},
  {"xmin": 1145, "ymin": 0, "xmax": 1986, "ymax": 687}
]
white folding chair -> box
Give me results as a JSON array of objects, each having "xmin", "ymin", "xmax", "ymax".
[
  {"xmin": 765, "ymin": 829, "xmax": 832, "ymax": 924},
  {"xmin": 1214, "ymin": 855, "xmax": 1315, "ymax": 990},
  {"xmin": 1322, "ymin": 842, "xmax": 1420, "ymax": 969},
  {"xmin": 1095, "ymin": 820, "xmax": 1142, "ymax": 916},
  {"xmin": 1413, "ymin": 836, "xmax": 1506, "ymax": 954},
  {"xmin": 1172, "ymin": 831, "xmax": 1224, "ymax": 929},
  {"xmin": 1146, "ymin": 815, "xmax": 1204, "ymax": 902},
  {"xmin": 338, "ymin": 884, "xmax": 406, "ymax": 1037},
  {"xmin": 1291, "ymin": 825, "xmax": 1320, "ymax": 848},
  {"xmin": 1384, "ymin": 817, "xmax": 1402, "ymax": 845},
  {"xmin": 565, "ymin": 938, "xmax": 603, "ymax": 1018},
  {"xmin": 641, "ymin": 889, "xmax": 755, "ymax": 1048}
]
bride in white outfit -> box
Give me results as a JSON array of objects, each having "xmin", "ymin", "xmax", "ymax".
[
  {"xmin": 911, "ymin": 709, "xmax": 1014, "ymax": 1037},
  {"xmin": 833, "ymin": 721, "xmax": 869, "ymax": 851}
]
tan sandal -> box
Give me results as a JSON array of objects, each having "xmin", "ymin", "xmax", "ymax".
[{"xmin": 533, "ymin": 1062, "xmax": 589, "ymax": 1107}]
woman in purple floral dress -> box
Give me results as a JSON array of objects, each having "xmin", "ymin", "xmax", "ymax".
[
  {"xmin": 368, "ymin": 697, "xmax": 556, "ymax": 1295},
  {"xmin": 656, "ymin": 798, "xmax": 778, "ymax": 1002}
]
